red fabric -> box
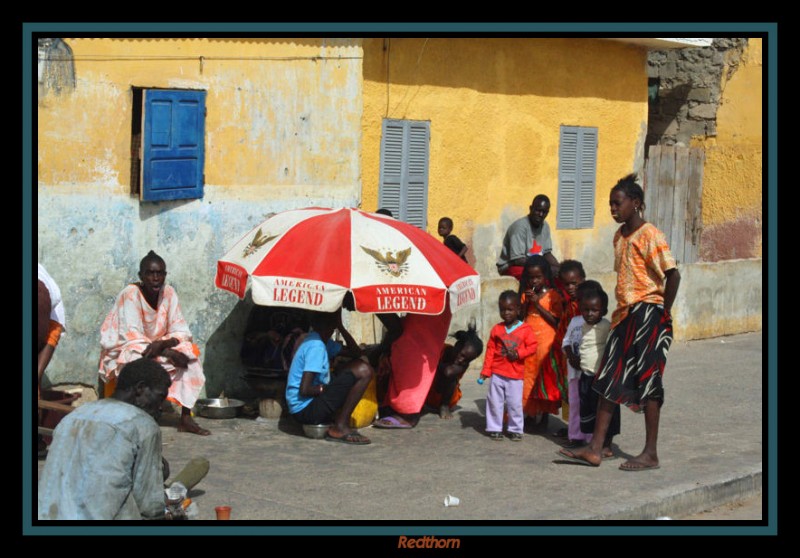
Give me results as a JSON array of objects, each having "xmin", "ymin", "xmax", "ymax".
[
  {"xmin": 521, "ymin": 289, "xmax": 564, "ymax": 415},
  {"xmin": 383, "ymin": 306, "xmax": 452, "ymax": 414},
  {"xmin": 252, "ymin": 209, "xmax": 353, "ymax": 284},
  {"xmin": 502, "ymin": 265, "xmax": 524, "ymax": 281}
]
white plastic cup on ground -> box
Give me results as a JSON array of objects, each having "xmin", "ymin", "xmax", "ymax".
[{"xmin": 444, "ymin": 494, "xmax": 460, "ymax": 507}]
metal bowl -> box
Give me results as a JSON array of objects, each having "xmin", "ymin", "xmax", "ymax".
[
  {"xmin": 302, "ymin": 423, "xmax": 332, "ymax": 439},
  {"xmin": 194, "ymin": 398, "xmax": 245, "ymax": 419}
]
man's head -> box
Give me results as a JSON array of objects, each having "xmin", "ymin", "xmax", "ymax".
[
  {"xmin": 528, "ymin": 194, "xmax": 551, "ymax": 229},
  {"xmin": 308, "ymin": 310, "xmax": 338, "ymax": 340},
  {"xmin": 113, "ymin": 358, "xmax": 172, "ymax": 420}
]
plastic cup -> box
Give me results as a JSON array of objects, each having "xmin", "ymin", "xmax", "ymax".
[
  {"xmin": 215, "ymin": 505, "xmax": 232, "ymax": 520},
  {"xmin": 444, "ymin": 495, "xmax": 460, "ymax": 507}
]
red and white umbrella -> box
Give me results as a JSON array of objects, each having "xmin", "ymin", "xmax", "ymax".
[{"xmin": 215, "ymin": 207, "xmax": 480, "ymax": 315}]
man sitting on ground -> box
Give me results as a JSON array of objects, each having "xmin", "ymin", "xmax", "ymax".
[
  {"xmin": 285, "ymin": 309, "xmax": 374, "ymax": 445},
  {"xmin": 38, "ymin": 358, "xmax": 173, "ymax": 520}
]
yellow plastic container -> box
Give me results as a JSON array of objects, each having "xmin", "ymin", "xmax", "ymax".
[{"xmin": 349, "ymin": 375, "xmax": 378, "ymax": 428}]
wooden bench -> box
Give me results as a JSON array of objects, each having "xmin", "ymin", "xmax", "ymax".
[{"xmin": 38, "ymin": 399, "xmax": 75, "ymax": 437}]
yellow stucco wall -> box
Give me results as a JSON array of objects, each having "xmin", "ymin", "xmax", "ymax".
[
  {"xmin": 693, "ymin": 38, "xmax": 762, "ymax": 261},
  {"xmin": 361, "ymin": 38, "xmax": 649, "ymax": 276},
  {"xmin": 38, "ymin": 38, "xmax": 363, "ymax": 200}
]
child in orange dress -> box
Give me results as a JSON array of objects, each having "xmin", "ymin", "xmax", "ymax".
[
  {"xmin": 519, "ymin": 255, "xmax": 564, "ymax": 426},
  {"xmin": 546, "ymin": 260, "xmax": 587, "ymax": 441}
]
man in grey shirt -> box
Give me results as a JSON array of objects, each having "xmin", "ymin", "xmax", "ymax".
[
  {"xmin": 38, "ymin": 358, "xmax": 171, "ymax": 520},
  {"xmin": 496, "ymin": 194, "xmax": 560, "ymax": 281}
]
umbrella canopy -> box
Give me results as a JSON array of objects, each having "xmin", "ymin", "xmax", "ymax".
[{"xmin": 215, "ymin": 207, "xmax": 480, "ymax": 315}]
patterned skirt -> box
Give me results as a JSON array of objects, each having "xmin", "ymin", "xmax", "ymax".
[{"xmin": 592, "ymin": 302, "xmax": 673, "ymax": 413}]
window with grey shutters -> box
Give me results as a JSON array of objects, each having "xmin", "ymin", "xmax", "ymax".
[
  {"xmin": 378, "ymin": 119, "xmax": 430, "ymax": 229},
  {"xmin": 557, "ymin": 126, "xmax": 598, "ymax": 229}
]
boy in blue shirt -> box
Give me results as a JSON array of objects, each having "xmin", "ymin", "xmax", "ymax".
[{"xmin": 286, "ymin": 309, "xmax": 374, "ymax": 444}]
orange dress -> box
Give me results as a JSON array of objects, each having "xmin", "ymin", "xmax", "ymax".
[{"xmin": 521, "ymin": 288, "xmax": 564, "ymax": 416}]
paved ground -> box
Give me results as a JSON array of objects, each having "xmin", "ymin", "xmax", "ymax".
[
  {"xmin": 35, "ymin": 331, "xmax": 769, "ymax": 534},
  {"xmin": 677, "ymin": 491, "xmax": 762, "ymax": 520}
]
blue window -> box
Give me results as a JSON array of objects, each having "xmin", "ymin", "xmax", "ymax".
[{"xmin": 141, "ymin": 89, "xmax": 206, "ymax": 202}]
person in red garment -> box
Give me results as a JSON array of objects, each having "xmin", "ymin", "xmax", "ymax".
[{"xmin": 372, "ymin": 305, "xmax": 453, "ymax": 429}]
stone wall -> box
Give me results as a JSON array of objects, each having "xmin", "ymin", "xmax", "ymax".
[{"xmin": 646, "ymin": 38, "xmax": 748, "ymax": 147}]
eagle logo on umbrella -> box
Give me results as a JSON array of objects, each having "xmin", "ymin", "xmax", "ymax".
[
  {"xmin": 242, "ymin": 228, "xmax": 278, "ymax": 258},
  {"xmin": 361, "ymin": 246, "xmax": 412, "ymax": 277}
]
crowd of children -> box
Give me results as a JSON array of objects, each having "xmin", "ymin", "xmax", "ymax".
[{"xmin": 429, "ymin": 174, "xmax": 680, "ymax": 472}]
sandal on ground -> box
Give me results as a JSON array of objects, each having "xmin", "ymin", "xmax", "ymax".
[
  {"xmin": 324, "ymin": 431, "xmax": 371, "ymax": 445},
  {"xmin": 509, "ymin": 432, "xmax": 523, "ymax": 442},
  {"xmin": 489, "ymin": 432, "xmax": 504, "ymax": 441},
  {"xmin": 372, "ymin": 415, "xmax": 413, "ymax": 429}
]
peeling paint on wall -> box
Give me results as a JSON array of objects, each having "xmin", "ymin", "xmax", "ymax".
[
  {"xmin": 38, "ymin": 38, "xmax": 364, "ymax": 395},
  {"xmin": 699, "ymin": 213, "xmax": 762, "ymax": 262}
]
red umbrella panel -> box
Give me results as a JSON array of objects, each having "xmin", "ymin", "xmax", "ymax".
[{"xmin": 215, "ymin": 207, "xmax": 480, "ymax": 315}]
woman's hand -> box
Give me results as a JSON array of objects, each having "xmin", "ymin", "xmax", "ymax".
[
  {"xmin": 143, "ymin": 338, "xmax": 179, "ymax": 359},
  {"xmin": 162, "ymin": 348, "xmax": 190, "ymax": 369}
]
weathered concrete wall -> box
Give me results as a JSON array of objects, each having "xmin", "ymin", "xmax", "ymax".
[
  {"xmin": 671, "ymin": 259, "xmax": 762, "ymax": 340},
  {"xmin": 38, "ymin": 38, "xmax": 363, "ymax": 396},
  {"xmin": 361, "ymin": 38, "xmax": 650, "ymax": 280},
  {"xmin": 647, "ymin": 38, "xmax": 762, "ymax": 262},
  {"xmin": 695, "ymin": 39, "xmax": 762, "ymax": 262}
]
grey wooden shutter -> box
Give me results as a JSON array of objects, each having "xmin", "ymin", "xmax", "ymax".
[
  {"xmin": 378, "ymin": 119, "xmax": 430, "ymax": 228},
  {"xmin": 557, "ymin": 125, "xmax": 598, "ymax": 229}
]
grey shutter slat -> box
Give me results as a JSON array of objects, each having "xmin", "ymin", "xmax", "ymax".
[
  {"xmin": 557, "ymin": 127, "xmax": 578, "ymax": 228},
  {"xmin": 378, "ymin": 120, "xmax": 405, "ymax": 218},
  {"xmin": 558, "ymin": 126, "xmax": 597, "ymax": 229},
  {"xmin": 406, "ymin": 182, "xmax": 427, "ymax": 228},
  {"xmin": 577, "ymin": 128, "xmax": 598, "ymax": 228},
  {"xmin": 379, "ymin": 119, "xmax": 429, "ymax": 228},
  {"xmin": 405, "ymin": 122, "xmax": 429, "ymax": 229}
]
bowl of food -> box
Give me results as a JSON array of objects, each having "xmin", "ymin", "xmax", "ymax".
[
  {"xmin": 302, "ymin": 423, "xmax": 332, "ymax": 439},
  {"xmin": 194, "ymin": 398, "xmax": 245, "ymax": 419}
]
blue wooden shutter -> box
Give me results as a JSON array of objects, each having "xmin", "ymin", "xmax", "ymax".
[
  {"xmin": 378, "ymin": 119, "xmax": 430, "ymax": 228},
  {"xmin": 557, "ymin": 126, "xmax": 597, "ymax": 229},
  {"xmin": 142, "ymin": 89, "xmax": 206, "ymax": 202}
]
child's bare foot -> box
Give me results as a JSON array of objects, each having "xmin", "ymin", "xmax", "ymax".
[
  {"xmin": 601, "ymin": 447, "xmax": 615, "ymax": 459},
  {"xmin": 178, "ymin": 415, "xmax": 211, "ymax": 436},
  {"xmin": 438, "ymin": 405, "xmax": 454, "ymax": 419}
]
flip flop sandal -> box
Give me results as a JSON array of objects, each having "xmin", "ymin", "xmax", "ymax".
[
  {"xmin": 324, "ymin": 431, "xmax": 371, "ymax": 445},
  {"xmin": 619, "ymin": 461, "xmax": 660, "ymax": 471},
  {"xmin": 372, "ymin": 415, "xmax": 413, "ymax": 429}
]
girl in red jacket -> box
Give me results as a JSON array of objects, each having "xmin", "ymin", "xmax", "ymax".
[{"xmin": 479, "ymin": 291, "xmax": 538, "ymax": 441}]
